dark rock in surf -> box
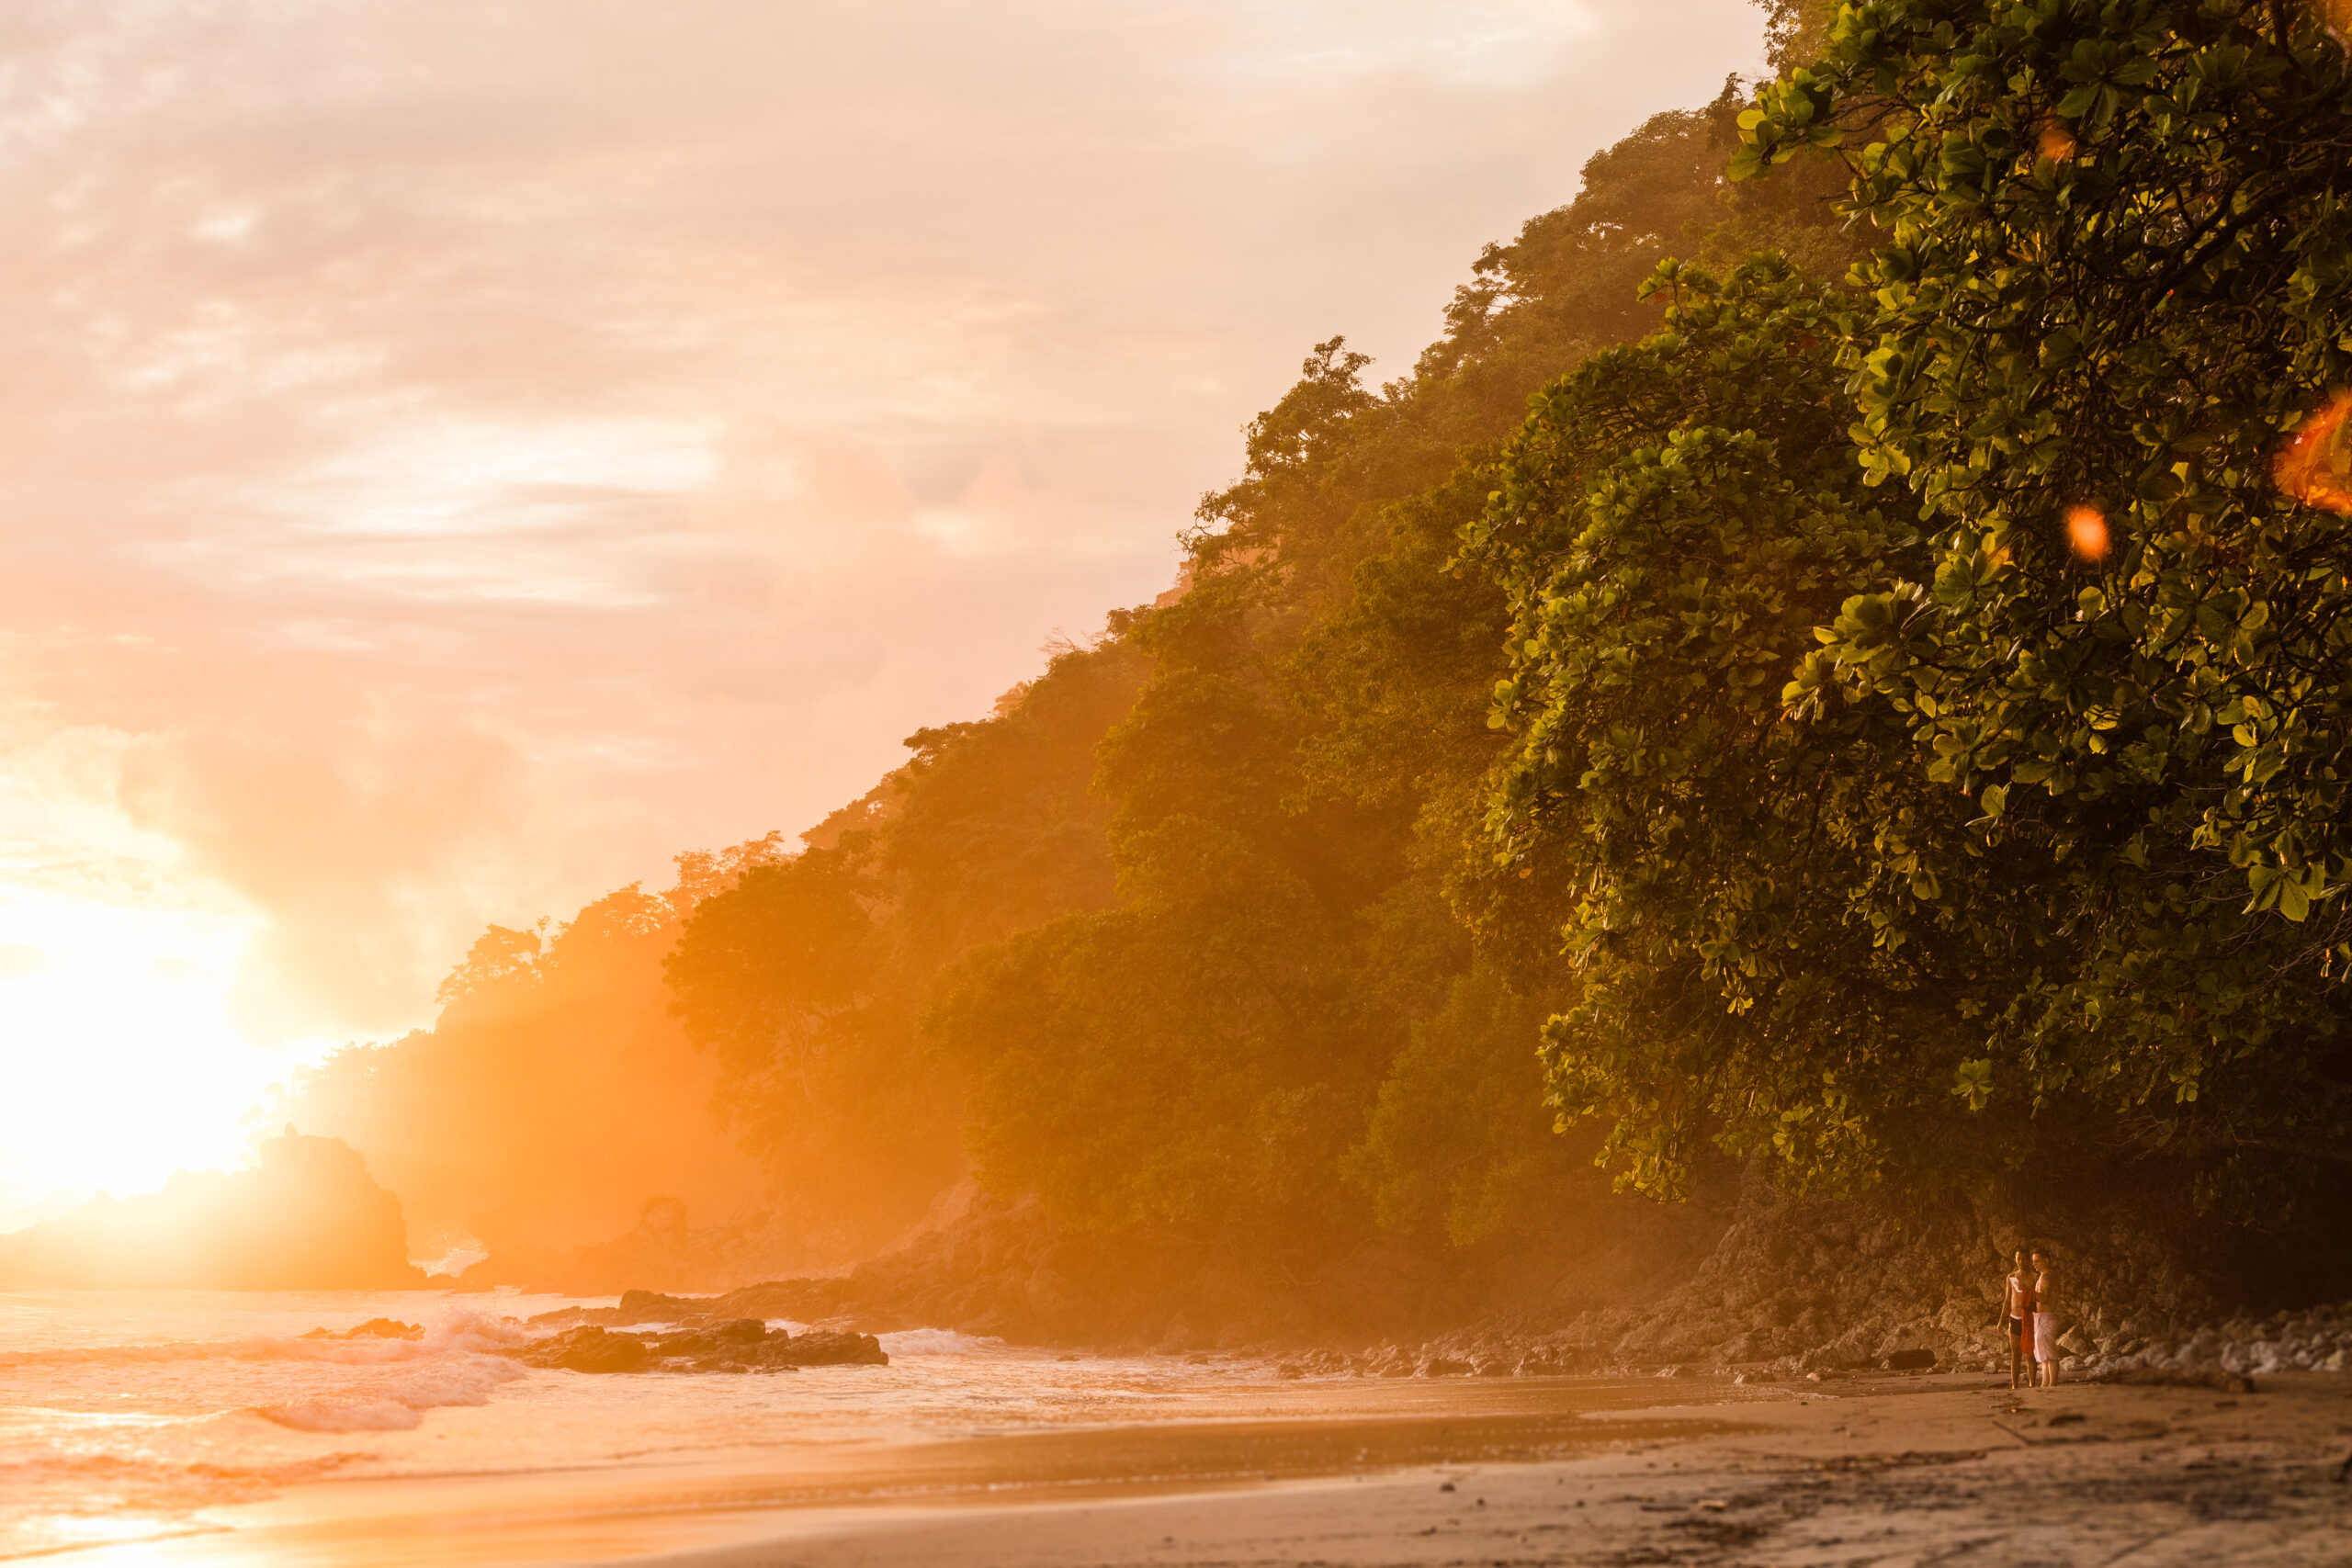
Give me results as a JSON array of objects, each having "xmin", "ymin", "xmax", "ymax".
[
  {"xmin": 514, "ymin": 1325, "xmax": 657, "ymax": 1373},
  {"xmin": 776, "ymin": 1327, "xmax": 890, "ymax": 1367},
  {"xmin": 302, "ymin": 1317, "xmax": 423, "ymax": 1341},
  {"xmin": 523, "ymin": 1280, "xmax": 851, "ymax": 1332},
  {"xmin": 504, "ymin": 1319, "xmax": 888, "ymax": 1374}
]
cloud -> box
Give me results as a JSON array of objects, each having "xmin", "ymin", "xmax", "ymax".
[
  {"xmin": 0, "ymin": 0, "xmax": 1769, "ymax": 1043},
  {"xmin": 111, "ymin": 718, "xmax": 546, "ymax": 1037}
]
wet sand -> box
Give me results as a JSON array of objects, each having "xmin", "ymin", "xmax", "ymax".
[{"xmin": 56, "ymin": 1371, "xmax": 2352, "ymax": 1566}]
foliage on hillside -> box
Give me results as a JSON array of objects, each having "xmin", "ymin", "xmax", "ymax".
[
  {"xmin": 1435, "ymin": 0, "xmax": 2352, "ymax": 1222},
  {"xmin": 279, "ymin": 858, "xmax": 777, "ymax": 1262},
  {"xmin": 910, "ymin": 85, "xmax": 1876, "ymax": 1291},
  {"xmin": 1465, "ymin": 257, "xmax": 1944, "ymax": 1201},
  {"xmin": 1731, "ymin": 0, "xmax": 2352, "ymax": 1208},
  {"xmin": 666, "ymin": 639, "xmax": 1149, "ymax": 1245},
  {"xmin": 660, "ymin": 75, "xmax": 1876, "ymax": 1308},
  {"xmin": 303, "ymin": 0, "xmax": 2352, "ymax": 1317}
]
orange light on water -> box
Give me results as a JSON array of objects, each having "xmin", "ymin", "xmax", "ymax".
[
  {"xmin": 2274, "ymin": 391, "xmax": 2352, "ymax": 514},
  {"xmin": 2065, "ymin": 505, "xmax": 2109, "ymax": 560}
]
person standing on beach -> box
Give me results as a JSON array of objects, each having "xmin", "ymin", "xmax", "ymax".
[
  {"xmin": 1996, "ymin": 1248, "xmax": 2035, "ymax": 1389},
  {"xmin": 2031, "ymin": 1248, "xmax": 2060, "ymax": 1387}
]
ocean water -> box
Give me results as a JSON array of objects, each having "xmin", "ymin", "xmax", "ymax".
[
  {"xmin": 0, "ymin": 1289, "xmax": 1245, "ymax": 1559},
  {"xmin": 0, "ymin": 1291, "xmax": 1750, "ymax": 1565}
]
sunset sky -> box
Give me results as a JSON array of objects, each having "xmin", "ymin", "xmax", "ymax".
[{"xmin": 0, "ymin": 0, "xmax": 1770, "ymax": 1223}]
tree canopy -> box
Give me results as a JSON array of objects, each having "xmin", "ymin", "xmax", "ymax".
[{"xmin": 1733, "ymin": 0, "xmax": 2352, "ymax": 1202}]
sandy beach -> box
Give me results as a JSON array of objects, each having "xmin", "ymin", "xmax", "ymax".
[
  {"xmin": 50, "ymin": 1369, "xmax": 2350, "ymax": 1567},
  {"xmin": 641, "ymin": 1371, "xmax": 2352, "ymax": 1568}
]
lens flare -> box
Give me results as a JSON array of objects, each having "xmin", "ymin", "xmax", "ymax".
[
  {"xmin": 2065, "ymin": 504, "xmax": 2109, "ymax": 560},
  {"xmin": 2274, "ymin": 391, "xmax": 2352, "ymax": 513}
]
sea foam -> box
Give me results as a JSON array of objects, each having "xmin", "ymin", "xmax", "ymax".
[
  {"xmin": 252, "ymin": 1339, "xmax": 526, "ymax": 1432},
  {"xmin": 877, "ymin": 1327, "xmax": 1006, "ymax": 1357},
  {"xmin": 0, "ymin": 1305, "xmax": 534, "ymax": 1371}
]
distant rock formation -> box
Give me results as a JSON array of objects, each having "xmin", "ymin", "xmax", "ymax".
[
  {"xmin": 0, "ymin": 1130, "xmax": 426, "ymax": 1289},
  {"xmin": 503, "ymin": 1319, "xmax": 888, "ymax": 1373}
]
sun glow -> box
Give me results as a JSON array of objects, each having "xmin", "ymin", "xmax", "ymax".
[
  {"xmin": 2065, "ymin": 504, "xmax": 2109, "ymax": 560},
  {"xmin": 2275, "ymin": 390, "xmax": 2352, "ymax": 513},
  {"xmin": 0, "ymin": 890, "xmax": 293, "ymax": 1233}
]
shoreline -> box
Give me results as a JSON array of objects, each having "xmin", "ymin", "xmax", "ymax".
[{"xmin": 45, "ymin": 1370, "xmax": 2352, "ymax": 1566}]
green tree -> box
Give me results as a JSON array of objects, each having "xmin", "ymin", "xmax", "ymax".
[
  {"xmin": 1466, "ymin": 257, "xmax": 1958, "ymax": 1199},
  {"xmin": 1342, "ymin": 966, "xmax": 1573, "ymax": 1246},
  {"xmin": 662, "ymin": 638, "xmax": 1150, "ymax": 1244},
  {"xmin": 924, "ymin": 73, "xmax": 1870, "ymax": 1293},
  {"xmin": 1740, "ymin": 0, "xmax": 2352, "ymax": 1187}
]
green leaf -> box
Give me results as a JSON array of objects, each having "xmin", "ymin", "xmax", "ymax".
[{"xmin": 1952, "ymin": 1058, "xmax": 1995, "ymax": 1113}]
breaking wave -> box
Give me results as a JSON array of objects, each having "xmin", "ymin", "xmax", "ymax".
[
  {"xmin": 0, "ymin": 1307, "xmax": 531, "ymax": 1371},
  {"xmin": 252, "ymin": 1353, "xmax": 525, "ymax": 1432},
  {"xmin": 0, "ymin": 1307, "xmax": 537, "ymax": 1443}
]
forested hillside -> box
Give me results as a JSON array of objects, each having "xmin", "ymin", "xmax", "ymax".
[{"xmin": 292, "ymin": 0, "xmax": 2352, "ymax": 1337}]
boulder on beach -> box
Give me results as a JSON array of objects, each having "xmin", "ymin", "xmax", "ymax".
[{"xmin": 0, "ymin": 1131, "xmax": 427, "ymax": 1291}]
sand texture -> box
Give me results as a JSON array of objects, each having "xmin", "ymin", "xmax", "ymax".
[{"xmin": 640, "ymin": 1373, "xmax": 2352, "ymax": 1568}]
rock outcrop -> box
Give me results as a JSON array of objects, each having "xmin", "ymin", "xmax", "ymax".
[
  {"xmin": 1264, "ymin": 1183, "xmax": 2352, "ymax": 1387},
  {"xmin": 523, "ymin": 1284, "xmax": 848, "ymax": 1330},
  {"xmin": 503, "ymin": 1319, "xmax": 888, "ymax": 1374},
  {"xmin": 0, "ymin": 1131, "xmax": 426, "ymax": 1290},
  {"xmin": 301, "ymin": 1317, "xmax": 424, "ymax": 1341}
]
